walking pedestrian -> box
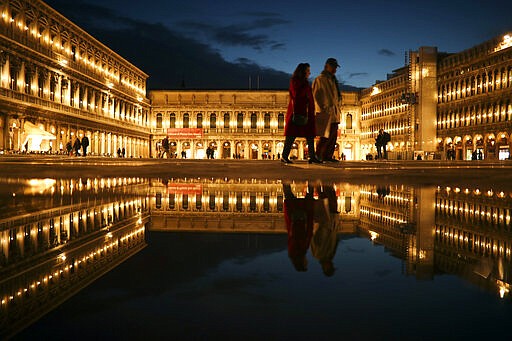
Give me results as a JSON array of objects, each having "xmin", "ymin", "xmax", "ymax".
[
  {"xmin": 281, "ymin": 63, "xmax": 321, "ymax": 164},
  {"xmin": 313, "ymin": 58, "xmax": 341, "ymax": 163}
]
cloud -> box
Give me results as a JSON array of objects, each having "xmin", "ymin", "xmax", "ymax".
[
  {"xmin": 348, "ymin": 72, "xmax": 369, "ymax": 79},
  {"xmin": 178, "ymin": 13, "xmax": 289, "ymax": 51},
  {"xmin": 45, "ymin": 0, "xmax": 290, "ymax": 90},
  {"xmin": 378, "ymin": 49, "xmax": 395, "ymax": 56}
]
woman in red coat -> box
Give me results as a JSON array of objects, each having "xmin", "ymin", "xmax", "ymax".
[{"xmin": 282, "ymin": 63, "xmax": 322, "ymax": 164}]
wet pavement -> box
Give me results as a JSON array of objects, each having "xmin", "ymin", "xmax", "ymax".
[
  {"xmin": 1, "ymin": 157, "xmax": 512, "ymax": 339},
  {"xmin": 1, "ymin": 155, "xmax": 511, "ymax": 188}
]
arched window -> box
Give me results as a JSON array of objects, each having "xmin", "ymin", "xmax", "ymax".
[
  {"xmin": 264, "ymin": 113, "xmax": 270, "ymax": 130},
  {"xmin": 278, "ymin": 113, "xmax": 285, "ymax": 130},
  {"xmin": 156, "ymin": 113, "xmax": 162, "ymax": 128},
  {"xmin": 237, "ymin": 113, "xmax": 244, "ymax": 129},
  {"xmin": 224, "ymin": 113, "xmax": 230, "ymax": 129},
  {"xmin": 210, "ymin": 113, "xmax": 216, "ymax": 128},
  {"xmin": 169, "ymin": 113, "xmax": 175, "ymax": 128},
  {"xmin": 346, "ymin": 114, "xmax": 353, "ymax": 129},
  {"xmin": 250, "ymin": 113, "xmax": 257, "ymax": 129},
  {"xmin": 183, "ymin": 113, "xmax": 189, "ymax": 128},
  {"xmin": 197, "ymin": 113, "xmax": 203, "ymax": 128}
]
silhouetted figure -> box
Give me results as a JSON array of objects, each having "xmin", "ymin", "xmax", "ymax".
[
  {"xmin": 81, "ymin": 136, "xmax": 89, "ymax": 156},
  {"xmin": 283, "ymin": 183, "xmax": 316, "ymax": 271},
  {"xmin": 311, "ymin": 184, "xmax": 340, "ymax": 277}
]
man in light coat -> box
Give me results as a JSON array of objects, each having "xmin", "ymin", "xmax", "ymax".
[{"xmin": 313, "ymin": 58, "xmax": 341, "ymax": 162}]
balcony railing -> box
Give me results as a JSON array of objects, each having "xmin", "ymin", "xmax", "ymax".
[{"xmin": 0, "ymin": 87, "xmax": 150, "ymax": 133}]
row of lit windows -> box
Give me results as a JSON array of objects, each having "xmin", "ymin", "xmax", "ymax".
[
  {"xmin": 361, "ymin": 119, "xmax": 410, "ymax": 139},
  {"xmin": 436, "ymin": 225, "xmax": 512, "ymax": 260},
  {"xmin": 0, "ymin": 200, "xmax": 146, "ymax": 266},
  {"xmin": 155, "ymin": 112, "xmax": 284, "ymax": 130},
  {"xmin": 155, "ymin": 112, "xmax": 355, "ymax": 133},
  {"xmin": 361, "ymin": 88, "xmax": 410, "ymax": 120},
  {"xmin": 154, "ymin": 192, "xmax": 284, "ymax": 213},
  {"xmin": 360, "ymin": 188, "xmax": 413, "ymax": 207},
  {"xmin": 437, "ymin": 102, "xmax": 512, "ymax": 130},
  {"xmin": 0, "ymin": 225, "xmax": 145, "ymax": 313},
  {"xmin": 436, "ymin": 199, "xmax": 511, "ymax": 228},
  {"xmin": 0, "ymin": 3, "xmax": 146, "ymax": 95},
  {"xmin": 360, "ymin": 72, "xmax": 407, "ymax": 97},
  {"xmin": 360, "ymin": 207, "xmax": 408, "ymax": 226},
  {"xmin": 438, "ymin": 68, "xmax": 512, "ymax": 103},
  {"xmin": 1, "ymin": 55, "xmax": 149, "ymax": 128}
]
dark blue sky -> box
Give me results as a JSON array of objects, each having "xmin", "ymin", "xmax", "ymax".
[{"xmin": 46, "ymin": 0, "xmax": 512, "ymax": 90}]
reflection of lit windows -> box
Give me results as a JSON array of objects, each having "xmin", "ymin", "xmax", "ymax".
[
  {"xmin": 277, "ymin": 194, "xmax": 283, "ymax": 212},
  {"xmin": 156, "ymin": 192, "xmax": 162, "ymax": 209},
  {"xmin": 209, "ymin": 194, "xmax": 216, "ymax": 211},
  {"xmin": 223, "ymin": 192, "xmax": 229, "ymax": 211},
  {"xmin": 236, "ymin": 193, "xmax": 243, "ymax": 212},
  {"xmin": 250, "ymin": 193, "xmax": 256, "ymax": 212},
  {"xmin": 182, "ymin": 194, "xmax": 189, "ymax": 210},
  {"xmin": 196, "ymin": 194, "xmax": 202, "ymax": 210}
]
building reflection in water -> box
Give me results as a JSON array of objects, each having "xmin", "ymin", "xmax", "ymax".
[
  {"xmin": 150, "ymin": 177, "xmax": 512, "ymax": 298},
  {"xmin": 0, "ymin": 177, "xmax": 150, "ymax": 339},
  {"xmin": 2, "ymin": 176, "xmax": 512, "ymax": 337}
]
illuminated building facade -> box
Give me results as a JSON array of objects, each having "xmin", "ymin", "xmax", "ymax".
[
  {"xmin": 149, "ymin": 90, "xmax": 361, "ymax": 160},
  {"xmin": 436, "ymin": 34, "xmax": 512, "ymax": 160},
  {"xmin": 0, "ymin": 0, "xmax": 151, "ymax": 156},
  {"xmin": 360, "ymin": 33, "xmax": 512, "ymax": 161},
  {"xmin": 435, "ymin": 185, "xmax": 512, "ymax": 296},
  {"xmin": 149, "ymin": 179, "xmax": 360, "ymax": 233},
  {"xmin": 357, "ymin": 184, "xmax": 435, "ymax": 278},
  {"xmin": 360, "ymin": 47, "xmax": 438, "ymax": 160},
  {"xmin": 0, "ymin": 177, "xmax": 149, "ymax": 338}
]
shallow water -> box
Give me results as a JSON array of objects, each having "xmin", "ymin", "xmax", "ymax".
[{"xmin": 1, "ymin": 177, "xmax": 511, "ymax": 340}]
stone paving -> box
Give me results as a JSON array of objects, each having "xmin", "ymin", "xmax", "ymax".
[{"xmin": 0, "ymin": 155, "xmax": 511, "ymax": 189}]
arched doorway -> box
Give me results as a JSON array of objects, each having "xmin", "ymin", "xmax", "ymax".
[
  {"xmin": 464, "ymin": 137, "xmax": 473, "ymax": 160},
  {"xmin": 195, "ymin": 141, "xmax": 205, "ymax": 159},
  {"xmin": 454, "ymin": 136, "xmax": 462, "ymax": 160},
  {"xmin": 289, "ymin": 142, "xmax": 299, "ymax": 160},
  {"xmin": 208, "ymin": 141, "xmax": 217, "ymax": 159},
  {"xmin": 475, "ymin": 136, "xmax": 484, "ymax": 160},
  {"xmin": 169, "ymin": 141, "xmax": 177, "ymax": 157},
  {"xmin": 497, "ymin": 133, "xmax": 510, "ymax": 160},
  {"xmin": 333, "ymin": 143, "xmax": 340, "ymax": 160},
  {"xmin": 262, "ymin": 142, "xmax": 272, "ymax": 159},
  {"xmin": 250, "ymin": 142, "xmax": 259, "ymax": 159},
  {"xmin": 222, "ymin": 141, "xmax": 231, "ymax": 159},
  {"xmin": 235, "ymin": 142, "xmax": 244, "ymax": 159},
  {"xmin": 182, "ymin": 142, "xmax": 190, "ymax": 158},
  {"xmin": 486, "ymin": 134, "xmax": 496, "ymax": 160},
  {"xmin": 276, "ymin": 142, "xmax": 284, "ymax": 159},
  {"xmin": 342, "ymin": 143, "xmax": 352, "ymax": 160}
]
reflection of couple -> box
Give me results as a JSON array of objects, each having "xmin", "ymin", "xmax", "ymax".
[{"xmin": 283, "ymin": 182, "xmax": 339, "ymax": 276}]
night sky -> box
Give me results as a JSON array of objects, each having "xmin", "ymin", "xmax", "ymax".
[{"xmin": 45, "ymin": 0, "xmax": 512, "ymax": 90}]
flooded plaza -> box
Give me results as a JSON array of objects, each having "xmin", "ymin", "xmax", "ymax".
[{"xmin": 1, "ymin": 159, "xmax": 512, "ymax": 339}]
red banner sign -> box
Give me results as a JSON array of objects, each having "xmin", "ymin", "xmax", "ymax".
[
  {"xmin": 167, "ymin": 128, "xmax": 203, "ymax": 139},
  {"xmin": 167, "ymin": 184, "xmax": 203, "ymax": 195}
]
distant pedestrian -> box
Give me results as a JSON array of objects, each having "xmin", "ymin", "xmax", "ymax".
[
  {"xmin": 81, "ymin": 136, "xmax": 89, "ymax": 156},
  {"xmin": 73, "ymin": 137, "xmax": 81, "ymax": 156},
  {"xmin": 375, "ymin": 129, "xmax": 390, "ymax": 159},
  {"xmin": 161, "ymin": 137, "xmax": 170, "ymax": 158},
  {"xmin": 122, "ymin": 147, "xmax": 126, "ymax": 158},
  {"xmin": 66, "ymin": 140, "xmax": 72, "ymax": 156}
]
